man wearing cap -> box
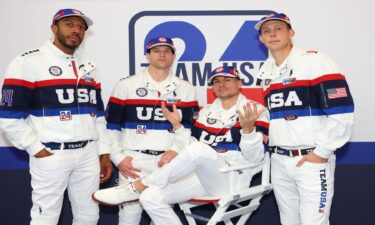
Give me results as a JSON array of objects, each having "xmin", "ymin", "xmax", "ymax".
[
  {"xmin": 93, "ymin": 66, "xmax": 268, "ymax": 225},
  {"xmin": 255, "ymin": 12, "xmax": 354, "ymax": 225},
  {"xmin": 0, "ymin": 8, "xmax": 112, "ymax": 225},
  {"xmin": 99, "ymin": 36, "xmax": 199, "ymax": 225}
]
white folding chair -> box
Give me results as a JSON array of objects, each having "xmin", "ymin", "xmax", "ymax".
[{"xmin": 179, "ymin": 152, "xmax": 272, "ymax": 225}]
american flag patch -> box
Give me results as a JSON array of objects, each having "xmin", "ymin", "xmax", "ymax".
[{"xmin": 327, "ymin": 87, "xmax": 347, "ymax": 99}]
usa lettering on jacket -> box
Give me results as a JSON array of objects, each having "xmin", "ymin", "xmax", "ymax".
[{"xmin": 56, "ymin": 88, "xmax": 97, "ymax": 104}]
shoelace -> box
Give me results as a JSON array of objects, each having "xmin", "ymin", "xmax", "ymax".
[{"xmin": 113, "ymin": 181, "xmax": 139, "ymax": 194}]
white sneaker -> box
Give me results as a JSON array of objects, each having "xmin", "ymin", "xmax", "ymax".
[{"xmin": 92, "ymin": 183, "xmax": 140, "ymax": 206}]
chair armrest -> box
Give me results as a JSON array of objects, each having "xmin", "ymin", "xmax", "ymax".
[{"xmin": 219, "ymin": 161, "xmax": 264, "ymax": 172}]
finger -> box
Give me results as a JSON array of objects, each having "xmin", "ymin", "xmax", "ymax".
[
  {"xmin": 296, "ymin": 157, "xmax": 306, "ymax": 167},
  {"xmin": 172, "ymin": 104, "xmax": 178, "ymax": 113},
  {"xmin": 128, "ymin": 166, "xmax": 141, "ymax": 172},
  {"xmin": 236, "ymin": 110, "xmax": 244, "ymax": 118},
  {"xmin": 163, "ymin": 157, "xmax": 172, "ymax": 164},
  {"xmin": 157, "ymin": 156, "xmax": 166, "ymax": 167},
  {"xmin": 158, "ymin": 160, "xmax": 165, "ymax": 167},
  {"xmin": 125, "ymin": 163, "xmax": 141, "ymax": 172},
  {"xmin": 125, "ymin": 169, "xmax": 140, "ymax": 179},
  {"xmin": 161, "ymin": 102, "xmax": 168, "ymax": 112},
  {"xmin": 257, "ymin": 107, "xmax": 266, "ymax": 117},
  {"xmin": 120, "ymin": 170, "xmax": 129, "ymax": 179},
  {"xmin": 100, "ymin": 170, "xmax": 111, "ymax": 183},
  {"xmin": 243, "ymin": 105, "xmax": 249, "ymax": 117}
]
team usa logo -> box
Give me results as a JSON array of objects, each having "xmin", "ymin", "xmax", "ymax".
[
  {"xmin": 282, "ymin": 77, "xmax": 296, "ymax": 85},
  {"xmin": 130, "ymin": 10, "xmax": 272, "ymax": 91},
  {"xmin": 166, "ymin": 98, "xmax": 181, "ymax": 104},
  {"xmin": 82, "ymin": 74, "xmax": 94, "ymax": 83},
  {"xmin": 207, "ymin": 118, "xmax": 217, "ymax": 124},
  {"xmin": 136, "ymin": 88, "xmax": 148, "ymax": 97},
  {"xmin": 284, "ymin": 113, "xmax": 298, "ymax": 121},
  {"xmin": 59, "ymin": 110, "xmax": 72, "ymax": 121},
  {"xmin": 136, "ymin": 125, "xmax": 147, "ymax": 134},
  {"xmin": 49, "ymin": 66, "xmax": 62, "ymax": 76},
  {"xmin": 319, "ymin": 169, "xmax": 328, "ymax": 213},
  {"xmin": 264, "ymin": 79, "xmax": 272, "ymax": 86},
  {"xmin": 214, "ymin": 147, "xmax": 228, "ymax": 153}
]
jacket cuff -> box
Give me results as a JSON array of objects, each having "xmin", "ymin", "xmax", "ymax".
[
  {"xmin": 313, "ymin": 146, "xmax": 334, "ymax": 159},
  {"xmin": 240, "ymin": 129, "xmax": 257, "ymax": 142},
  {"xmin": 98, "ymin": 143, "xmax": 110, "ymax": 155},
  {"xmin": 26, "ymin": 142, "xmax": 46, "ymax": 157},
  {"xmin": 110, "ymin": 151, "xmax": 126, "ymax": 167}
]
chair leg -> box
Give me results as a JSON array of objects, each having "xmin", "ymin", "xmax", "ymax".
[
  {"xmin": 235, "ymin": 195, "xmax": 264, "ymax": 225},
  {"xmin": 207, "ymin": 203, "xmax": 232, "ymax": 225},
  {"xmin": 180, "ymin": 202, "xmax": 199, "ymax": 225}
]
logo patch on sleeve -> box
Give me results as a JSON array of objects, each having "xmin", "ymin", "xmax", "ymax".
[
  {"xmin": 327, "ymin": 87, "xmax": 347, "ymax": 99},
  {"xmin": 0, "ymin": 89, "xmax": 14, "ymax": 106}
]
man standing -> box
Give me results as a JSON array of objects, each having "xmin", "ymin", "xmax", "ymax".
[
  {"xmin": 104, "ymin": 36, "xmax": 199, "ymax": 225},
  {"xmin": 0, "ymin": 8, "xmax": 112, "ymax": 225},
  {"xmin": 255, "ymin": 12, "xmax": 354, "ymax": 225},
  {"xmin": 93, "ymin": 66, "xmax": 268, "ymax": 225}
]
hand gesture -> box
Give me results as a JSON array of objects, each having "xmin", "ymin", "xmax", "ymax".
[
  {"xmin": 161, "ymin": 101, "xmax": 182, "ymax": 130},
  {"xmin": 236, "ymin": 102, "xmax": 265, "ymax": 134},
  {"xmin": 118, "ymin": 156, "xmax": 141, "ymax": 179}
]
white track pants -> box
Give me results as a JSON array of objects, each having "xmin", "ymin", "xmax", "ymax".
[
  {"xmin": 271, "ymin": 153, "xmax": 336, "ymax": 225},
  {"xmin": 117, "ymin": 151, "xmax": 162, "ymax": 225},
  {"xmin": 139, "ymin": 141, "xmax": 251, "ymax": 225},
  {"xmin": 29, "ymin": 141, "xmax": 100, "ymax": 225}
]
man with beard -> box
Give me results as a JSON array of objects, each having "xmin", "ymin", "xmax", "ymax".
[{"xmin": 0, "ymin": 8, "xmax": 112, "ymax": 225}]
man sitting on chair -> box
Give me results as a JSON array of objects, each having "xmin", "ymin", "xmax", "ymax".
[{"xmin": 93, "ymin": 66, "xmax": 268, "ymax": 225}]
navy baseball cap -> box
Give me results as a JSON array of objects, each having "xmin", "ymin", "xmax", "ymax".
[
  {"xmin": 146, "ymin": 37, "xmax": 176, "ymax": 52},
  {"xmin": 207, "ymin": 66, "xmax": 240, "ymax": 84},
  {"xmin": 52, "ymin": 9, "xmax": 93, "ymax": 30},
  {"xmin": 255, "ymin": 12, "xmax": 291, "ymax": 30}
]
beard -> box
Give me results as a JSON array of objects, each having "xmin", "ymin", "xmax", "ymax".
[{"xmin": 55, "ymin": 29, "xmax": 82, "ymax": 51}]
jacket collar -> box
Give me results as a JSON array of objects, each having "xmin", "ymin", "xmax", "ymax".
[
  {"xmin": 45, "ymin": 40, "xmax": 83, "ymax": 59},
  {"xmin": 206, "ymin": 93, "xmax": 248, "ymax": 127},
  {"xmin": 142, "ymin": 69, "xmax": 180, "ymax": 96},
  {"xmin": 257, "ymin": 46, "xmax": 302, "ymax": 80}
]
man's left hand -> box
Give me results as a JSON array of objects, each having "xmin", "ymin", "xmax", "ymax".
[{"xmin": 99, "ymin": 154, "xmax": 113, "ymax": 183}]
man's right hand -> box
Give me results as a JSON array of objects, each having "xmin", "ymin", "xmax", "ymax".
[
  {"xmin": 161, "ymin": 101, "xmax": 182, "ymax": 130},
  {"xmin": 118, "ymin": 156, "xmax": 141, "ymax": 179},
  {"xmin": 34, "ymin": 148, "xmax": 54, "ymax": 158}
]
